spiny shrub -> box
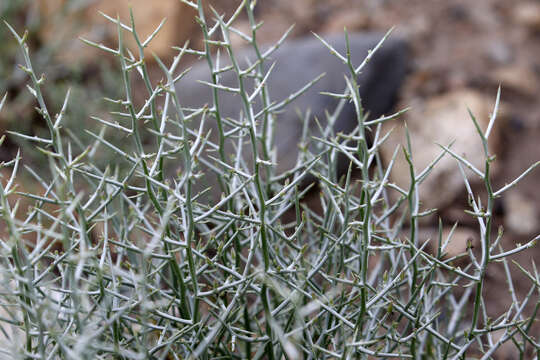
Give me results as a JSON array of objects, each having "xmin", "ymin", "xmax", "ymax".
[{"xmin": 0, "ymin": 1, "xmax": 538, "ymax": 359}]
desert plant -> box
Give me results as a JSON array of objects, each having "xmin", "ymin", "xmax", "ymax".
[
  {"xmin": 0, "ymin": 0, "xmax": 123, "ymax": 172},
  {"xmin": 0, "ymin": 1, "xmax": 538, "ymax": 359}
]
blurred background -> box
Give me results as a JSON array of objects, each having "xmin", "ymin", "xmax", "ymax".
[{"xmin": 1, "ymin": 1, "xmax": 539, "ymax": 351}]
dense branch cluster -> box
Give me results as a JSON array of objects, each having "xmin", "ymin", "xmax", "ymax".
[{"xmin": 0, "ymin": 1, "xmax": 538, "ymax": 359}]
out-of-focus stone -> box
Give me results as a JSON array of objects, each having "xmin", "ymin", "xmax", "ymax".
[
  {"xmin": 513, "ymin": 2, "xmax": 540, "ymax": 31},
  {"xmin": 398, "ymin": 14, "xmax": 431, "ymax": 38},
  {"xmin": 416, "ymin": 226, "xmax": 477, "ymax": 258},
  {"xmin": 490, "ymin": 330, "xmax": 520, "ymax": 360},
  {"xmin": 504, "ymin": 189, "xmax": 539, "ymax": 236},
  {"xmin": 322, "ymin": 10, "xmax": 371, "ymax": 33},
  {"xmin": 443, "ymin": 227, "xmax": 477, "ymax": 258},
  {"xmin": 92, "ymin": 0, "xmax": 198, "ymax": 58},
  {"xmin": 174, "ymin": 33, "xmax": 409, "ymax": 203},
  {"xmin": 381, "ymin": 89, "xmax": 502, "ymax": 212},
  {"xmin": 39, "ymin": 0, "xmax": 198, "ymax": 64},
  {"xmin": 493, "ymin": 65, "xmax": 539, "ymax": 97},
  {"xmin": 485, "ymin": 41, "xmax": 514, "ymax": 65}
]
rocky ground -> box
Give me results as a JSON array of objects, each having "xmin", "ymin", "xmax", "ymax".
[{"xmin": 2, "ymin": 1, "xmax": 539, "ymax": 358}]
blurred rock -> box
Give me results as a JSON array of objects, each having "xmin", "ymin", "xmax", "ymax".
[
  {"xmin": 403, "ymin": 68, "xmax": 445, "ymax": 97},
  {"xmin": 399, "ymin": 14, "xmax": 431, "ymax": 39},
  {"xmin": 513, "ymin": 2, "xmax": 540, "ymax": 31},
  {"xmin": 443, "ymin": 227, "xmax": 477, "ymax": 258},
  {"xmin": 485, "ymin": 41, "xmax": 514, "ymax": 65},
  {"xmin": 93, "ymin": 1, "xmax": 198, "ymax": 58},
  {"xmin": 174, "ymin": 33, "xmax": 408, "ymax": 201},
  {"xmin": 493, "ymin": 65, "xmax": 539, "ymax": 97},
  {"xmin": 491, "ymin": 330, "xmax": 520, "ymax": 360},
  {"xmin": 39, "ymin": 0, "xmax": 198, "ymax": 64},
  {"xmin": 417, "ymin": 226, "xmax": 477, "ymax": 258},
  {"xmin": 504, "ymin": 189, "xmax": 539, "ymax": 236},
  {"xmin": 322, "ymin": 10, "xmax": 371, "ymax": 33},
  {"xmin": 381, "ymin": 89, "xmax": 502, "ymax": 212}
]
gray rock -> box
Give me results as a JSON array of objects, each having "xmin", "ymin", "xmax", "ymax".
[{"xmin": 172, "ymin": 32, "xmax": 408, "ymax": 200}]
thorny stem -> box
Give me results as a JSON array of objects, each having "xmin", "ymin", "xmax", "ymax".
[{"xmin": 0, "ymin": 4, "xmax": 538, "ymax": 360}]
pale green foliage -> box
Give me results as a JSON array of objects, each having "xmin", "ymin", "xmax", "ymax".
[{"xmin": 0, "ymin": 1, "xmax": 538, "ymax": 359}]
